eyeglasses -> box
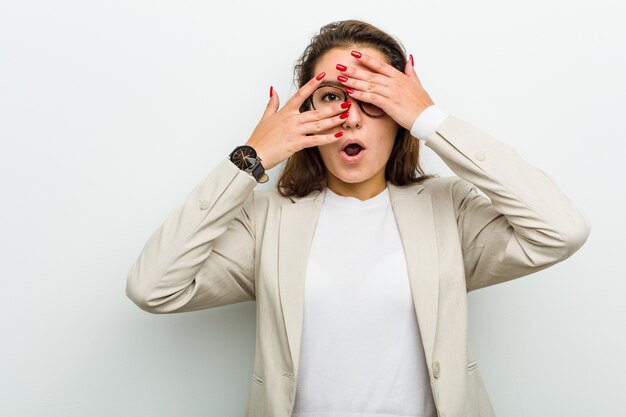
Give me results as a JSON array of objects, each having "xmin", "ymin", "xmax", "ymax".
[{"xmin": 306, "ymin": 85, "xmax": 386, "ymax": 118}]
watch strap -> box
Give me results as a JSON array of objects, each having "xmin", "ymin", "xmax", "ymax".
[{"xmin": 229, "ymin": 145, "xmax": 268, "ymax": 183}]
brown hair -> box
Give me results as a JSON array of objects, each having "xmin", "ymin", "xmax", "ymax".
[{"xmin": 277, "ymin": 19, "xmax": 437, "ymax": 197}]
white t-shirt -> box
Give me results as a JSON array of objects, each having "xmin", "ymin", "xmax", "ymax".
[{"xmin": 291, "ymin": 186, "xmax": 437, "ymax": 417}]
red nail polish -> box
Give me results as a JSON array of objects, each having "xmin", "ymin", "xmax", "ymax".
[
  {"xmin": 316, "ymin": 72, "xmax": 326, "ymax": 81},
  {"xmin": 345, "ymin": 88, "xmax": 355, "ymax": 95},
  {"xmin": 337, "ymin": 75, "xmax": 348, "ymax": 83},
  {"xmin": 409, "ymin": 54, "xmax": 414, "ymax": 67},
  {"xmin": 336, "ymin": 64, "xmax": 347, "ymax": 71},
  {"xmin": 340, "ymin": 101, "xmax": 351, "ymax": 109},
  {"xmin": 351, "ymin": 50, "xmax": 362, "ymax": 58},
  {"xmin": 340, "ymin": 112, "xmax": 349, "ymax": 119},
  {"xmin": 335, "ymin": 131, "xmax": 344, "ymax": 138},
  {"xmin": 269, "ymin": 86, "xmax": 273, "ymax": 97}
]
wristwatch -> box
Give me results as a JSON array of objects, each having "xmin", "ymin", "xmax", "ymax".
[{"xmin": 228, "ymin": 145, "xmax": 269, "ymax": 183}]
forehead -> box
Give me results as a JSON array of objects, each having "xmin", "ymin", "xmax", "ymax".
[{"xmin": 313, "ymin": 47, "xmax": 390, "ymax": 73}]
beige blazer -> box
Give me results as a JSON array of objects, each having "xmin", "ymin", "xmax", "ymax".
[{"xmin": 126, "ymin": 115, "xmax": 590, "ymax": 417}]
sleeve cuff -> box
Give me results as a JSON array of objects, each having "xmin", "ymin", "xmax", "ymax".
[{"xmin": 410, "ymin": 104, "xmax": 449, "ymax": 142}]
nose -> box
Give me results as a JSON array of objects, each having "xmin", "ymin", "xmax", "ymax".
[{"xmin": 342, "ymin": 97, "xmax": 363, "ymax": 129}]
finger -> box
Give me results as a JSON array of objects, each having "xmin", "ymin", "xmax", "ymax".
[
  {"xmin": 282, "ymin": 71, "xmax": 327, "ymax": 113},
  {"xmin": 261, "ymin": 85, "xmax": 280, "ymax": 119},
  {"xmin": 299, "ymin": 130, "xmax": 345, "ymax": 150},
  {"xmin": 336, "ymin": 63, "xmax": 391, "ymax": 87},
  {"xmin": 298, "ymin": 101, "xmax": 351, "ymax": 123},
  {"xmin": 404, "ymin": 53, "xmax": 423, "ymax": 84},
  {"xmin": 301, "ymin": 110, "xmax": 349, "ymax": 135},
  {"xmin": 338, "ymin": 75, "xmax": 392, "ymax": 99},
  {"xmin": 350, "ymin": 49, "xmax": 397, "ymax": 78},
  {"xmin": 404, "ymin": 56, "xmax": 416, "ymax": 80},
  {"xmin": 344, "ymin": 88, "xmax": 386, "ymax": 110}
]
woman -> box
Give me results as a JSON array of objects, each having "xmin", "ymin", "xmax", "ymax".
[{"xmin": 126, "ymin": 20, "xmax": 590, "ymax": 417}]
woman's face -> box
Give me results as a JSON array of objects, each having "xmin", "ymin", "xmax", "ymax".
[{"xmin": 312, "ymin": 46, "xmax": 399, "ymax": 198}]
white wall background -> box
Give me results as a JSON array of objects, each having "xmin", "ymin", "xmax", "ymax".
[{"xmin": 1, "ymin": 0, "xmax": 624, "ymax": 416}]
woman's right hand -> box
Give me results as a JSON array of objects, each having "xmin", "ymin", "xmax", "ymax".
[{"xmin": 245, "ymin": 72, "xmax": 351, "ymax": 171}]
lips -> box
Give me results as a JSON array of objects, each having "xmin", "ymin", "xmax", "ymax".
[
  {"xmin": 340, "ymin": 138, "xmax": 366, "ymax": 152},
  {"xmin": 339, "ymin": 138, "xmax": 366, "ymax": 164}
]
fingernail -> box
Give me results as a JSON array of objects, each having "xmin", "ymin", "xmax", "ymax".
[
  {"xmin": 345, "ymin": 88, "xmax": 355, "ymax": 95},
  {"xmin": 340, "ymin": 112, "xmax": 349, "ymax": 119},
  {"xmin": 351, "ymin": 50, "xmax": 362, "ymax": 58},
  {"xmin": 335, "ymin": 131, "xmax": 344, "ymax": 138},
  {"xmin": 316, "ymin": 72, "xmax": 326, "ymax": 81},
  {"xmin": 337, "ymin": 75, "xmax": 348, "ymax": 83},
  {"xmin": 409, "ymin": 54, "xmax": 414, "ymax": 67},
  {"xmin": 340, "ymin": 101, "xmax": 351, "ymax": 109},
  {"xmin": 336, "ymin": 64, "xmax": 347, "ymax": 71},
  {"xmin": 269, "ymin": 86, "xmax": 273, "ymax": 97}
]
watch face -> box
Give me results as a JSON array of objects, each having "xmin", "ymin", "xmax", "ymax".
[{"xmin": 231, "ymin": 146, "xmax": 257, "ymax": 169}]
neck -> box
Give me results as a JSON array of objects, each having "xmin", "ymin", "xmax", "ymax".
[{"xmin": 326, "ymin": 172, "xmax": 387, "ymax": 201}]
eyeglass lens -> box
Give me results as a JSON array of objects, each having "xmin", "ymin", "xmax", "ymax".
[{"xmin": 311, "ymin": 86, "xmax": 385, "ymax": 117}]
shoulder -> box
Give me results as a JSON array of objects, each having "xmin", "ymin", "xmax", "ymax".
[
  {"xmin": 420, "ymin": 175, "xmax": 475, "ymax": 197},
  {"xmin": 251, "ymin": 186, "xmax": 294, "ymax": 211},
  {"xmin": 418, "ymin": 176, "xmax": 484, "ymax": 213}
]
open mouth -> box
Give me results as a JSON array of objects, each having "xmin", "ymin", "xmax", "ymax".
[
  {"xmin": 343, "ymin": 143, "xmax": 364, "ymax": 156},
  {"xmin": 339, "ymin": 140, "xmax": 366, "ymax": 163}
]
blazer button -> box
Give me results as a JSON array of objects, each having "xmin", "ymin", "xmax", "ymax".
[
  {"xmin": 198, "ymin": 199, "xmax": 210, "ymax": 210},
  {"xmin": 474, "ymin": 150, "xmax": 486, "ymax": 161},
  {"xmin": 432, "ymin": 361, "xmax": 441, "ymax": 378}
]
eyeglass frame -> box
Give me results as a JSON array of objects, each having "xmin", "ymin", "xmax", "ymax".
[{"xmin": 303, "ymin": 82, "xmax": 386, "ymax": 118}]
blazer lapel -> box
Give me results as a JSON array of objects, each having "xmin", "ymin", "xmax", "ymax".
[
  {"xmin": 278, "ymin": 182, "xmax": 439, "ymax": 377},
  {"xmin": 278, "ymin": 189, "xmax": 323, "ymax": 374},
  {"xmin": 388, "ymin": 182, "xmax": 439, "ymax": 363}
]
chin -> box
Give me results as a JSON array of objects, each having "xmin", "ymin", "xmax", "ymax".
[{"xmin": 329, "ymin": 168, "xmax": 373, "ymax": 184}]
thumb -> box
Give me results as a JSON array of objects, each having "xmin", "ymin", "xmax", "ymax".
[{"xmin": 262, "ymin": 85, "xmax": 280, "ymax": 119}]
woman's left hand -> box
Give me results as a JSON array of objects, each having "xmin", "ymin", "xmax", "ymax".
[{"xmin": 337, "ymin": 50, "xmax": 435, "ymax": 131}]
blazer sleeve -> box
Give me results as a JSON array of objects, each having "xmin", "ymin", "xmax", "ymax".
[
  {"xmin": 126, "ymin": 158, "xmax": 259, "ymax": 313},
  {"xmin": 425, "ymin": 115, "xmax": 591, "ymax": 292}
]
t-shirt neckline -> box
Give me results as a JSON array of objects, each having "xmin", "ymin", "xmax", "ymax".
[{"xmin": 323, "ymin": 186, "xmax": 389, "ymax": 208}]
